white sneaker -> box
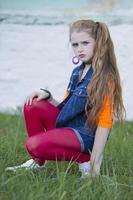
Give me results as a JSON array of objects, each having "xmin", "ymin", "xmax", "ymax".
[
  {"xmin": 5, "ymin": 159, "xmax": 47, "ymax": 172},
  {"xmin": 78, "ymin": 161, "xmax": 92, "ymax": 178}
]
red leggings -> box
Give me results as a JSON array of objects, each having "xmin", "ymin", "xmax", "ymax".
[{"xmin": 24, "ymin": 99, "xmax": 90, "ymax": 165}]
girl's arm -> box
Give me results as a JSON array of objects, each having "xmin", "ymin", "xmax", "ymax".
[
  {"xmin": 90, "ymin": 90, "xmax": 114, "ymax": 176},
  {"xmin": 48, "ymin": 97, "xmax": 60, "ymax": 106},
  {"xmin": 90, "ymin": 127, "xmax": 110, "ymax": 176},
  {"xmin": 48, "ymin": 89, "xmax": 70, "ymax": 107},
  {"xmin": 49, "ymin": 90, "xmax": 69, "ymax": 107}
]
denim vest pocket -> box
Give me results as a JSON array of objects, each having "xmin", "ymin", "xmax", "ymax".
[{"xmin": 73, "ymin": 86, "xmax": 88, "ymax": 97}]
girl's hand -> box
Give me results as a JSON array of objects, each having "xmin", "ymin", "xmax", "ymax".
[
  {"xmin": 91, "ymin": 163, "xmax": 100, "ymax": 177},
  {"xmin": 90, "ymin": 152, "xmax": 103, "ymax": 177},
  {"xmin": 25, "ymin": 91, "xmax": 50, "ymax": 106}
]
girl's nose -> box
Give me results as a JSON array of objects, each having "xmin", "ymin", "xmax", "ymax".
[{"xmin": 77, "ymin": 44, "xmax": 83, "ymax": 53}]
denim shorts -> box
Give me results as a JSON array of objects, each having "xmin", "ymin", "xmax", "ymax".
[{"xmin": 69, "ymin": 127, "xmax": 95, "ymax": 154}]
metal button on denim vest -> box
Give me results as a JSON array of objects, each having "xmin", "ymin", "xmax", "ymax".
[{"xmin": 55, "ymin": 64, "xmax": 96, "ymax": 139}]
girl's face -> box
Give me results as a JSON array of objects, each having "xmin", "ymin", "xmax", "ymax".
[{"xmin": 70, "ymin": 31, "xmax": 95, "ymax": 64}]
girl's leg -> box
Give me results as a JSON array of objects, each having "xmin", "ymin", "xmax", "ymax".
[
  {"xmin": 23, "ymin": 98, "xmax": 60, "ymax": 137},
  {"xmin": 6, "ymin": 100, "xmax": 91, "ymax": 173},
  {"xmin": 26, "ymin": 128, "xmax": 90, "ymax": 165}
]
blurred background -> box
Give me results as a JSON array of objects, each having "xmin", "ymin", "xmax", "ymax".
[{"xmin": 0, "ymin": 0, "xmax": 133, "ymax": 120}]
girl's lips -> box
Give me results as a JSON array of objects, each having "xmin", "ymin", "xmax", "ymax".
[{"xmin": 79, "ymin": 54, "xmax": 85, "ymax": 58}]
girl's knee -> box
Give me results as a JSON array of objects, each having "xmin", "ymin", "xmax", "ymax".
[
  {"xmin": 23, "ymin": 98, "xmax": 40, "ymax": 114},
  {"xmin": 25, "ymin": 137, "xmax": 39, "ymax": 153}
]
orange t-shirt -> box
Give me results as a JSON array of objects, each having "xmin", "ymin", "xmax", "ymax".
[
  {"xmin": 98, "ymin": 95, "xmax": 113, "ymax": 128},
  {"xmin": 63, "ymin": 90, "xmax": 113, "ymax": 128}
]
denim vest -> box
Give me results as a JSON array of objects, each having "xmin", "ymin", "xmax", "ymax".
[{"xmin": 55, "ymin": 64, "xmax": 96, "ymax": 137}]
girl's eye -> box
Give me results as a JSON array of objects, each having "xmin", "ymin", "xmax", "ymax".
[
  {"xmin": 72, "ymin": 43, "xmax": 78, "ymax": 47},
  {"xmin": 82, "ymin": 41, "xmax": 89, "ymax": 45}
]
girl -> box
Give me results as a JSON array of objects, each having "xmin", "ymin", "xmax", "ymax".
[{"xmin": 6, "ymin": 19, "xmax": 125, "ymax": 177}]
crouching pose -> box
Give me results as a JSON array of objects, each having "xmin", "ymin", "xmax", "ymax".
[{"xmin": 6, "ymin": 19, "xmax": 125, "ymax": 177}]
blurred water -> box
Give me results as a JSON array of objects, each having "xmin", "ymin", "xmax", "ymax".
[
  {"xmin": 0, "ymin": 0, "xmax": 133, "ymax": 10},
  {"xmin": 0, "ymin": 0, "xmax": 133, "ymax": 26}
]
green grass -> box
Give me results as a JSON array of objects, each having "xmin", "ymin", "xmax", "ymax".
[{"xmin": 0, "ymin": 113, "xmax": 133, "ymax": 200}]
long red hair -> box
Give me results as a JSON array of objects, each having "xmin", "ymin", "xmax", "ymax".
[{"xmin": 69, "ymin": 19, "xmax": 126, "ymax": 128}]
